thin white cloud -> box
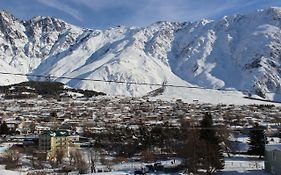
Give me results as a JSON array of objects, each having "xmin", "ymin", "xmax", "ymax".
[
  {"xmin": 74, "ymin": 0, "xmax": 135, "ymax": 11},
  {"xmin": 125, "ymin": 0, "xmax": 253, "ymax": 26},
  {"xmin": 37, "ymin": 0, "xmax": 83, "ymax": 21},
  {"xmin": 32, "ymin": 0, "xmax": 281, "ymax": 28}
]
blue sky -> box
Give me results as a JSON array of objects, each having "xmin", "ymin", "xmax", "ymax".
[{"xmin": 1, "ymin": 0, "xmax": 281, "ymax": 29}]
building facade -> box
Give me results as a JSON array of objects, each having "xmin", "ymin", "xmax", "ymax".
[{"xmin": 265, "ymin": 144, "xmax": 281, "ymax": 175}]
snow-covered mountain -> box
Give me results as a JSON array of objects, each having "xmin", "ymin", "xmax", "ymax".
[{"xmin": 0, "ymin": 8, "xmax": 281, "ymax": 99}]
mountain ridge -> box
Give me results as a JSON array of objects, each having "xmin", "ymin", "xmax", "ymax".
[{"xmin": 0, "ymin": 8, "xmax": 281, "ymax": 99}]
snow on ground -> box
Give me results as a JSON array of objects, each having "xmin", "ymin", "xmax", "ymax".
[
  {"xmin": 218, "ymin": 154, "xmax": 269, "ymax": 175},
  {"xmin": 0, "ymin": 145, "xmax": 9, "ymax": 154},
  {"xmin": 89, "ymin": 172, "xmax": 128, "ymax": 175},
  {"xmin": 154, "ymin": 86, "xmax": 281, "ymax": 105},
  {"xmin": 87, "ymin": 159, "xmax": 182, "ymax": 175},
  {"xmin": 60, "ymin": 91, "xmax": 84, "ymax": 98},
  {"xmin": 0, "ymin": 155, "xmax": 269, "ymax": 175},
  {"xmin": 0, "ymin": 59, "xmax": 28, "ymax": 86},
  {"xmin": 268, "ymin": 137, "xmax": 280, "ymax": 144},
  {"xmin": 219, "ymin": 170, "xmax": 270, "ymax": 175},
  {"xmin": 0, "ymin": 143, "xmax": 14, "ymax": 154},
  {"xmin": 89, "ymin": 172, "xmax": 183, "ymax": 175},
  {"xmin": 0, "ymin": 165, "xmax": 21, "ymax": 175},
  {"xmin": 236, "ymin": 136, "xmax": 250, "ymax": 152}
]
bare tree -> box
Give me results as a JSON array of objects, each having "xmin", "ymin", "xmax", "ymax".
[
  {"xmin": 72, "ymin": 149, "xmax": 89, "ymax": 174},
  {"xmin": 198, "ymin": 140, "xmax": 224, "ymax": 175},
  {"xmin": 100, "ymin": 154, "xmax": 113, "ymax": 172},
  {"xmin": 88, "ymin": 149, "xmax": 99, "ymax": 173},
  {"xmin": 29, "ymin": 121, "xmax": 36, "ymax": 133},
  {"xmin": 140, "ymin": 148, "xmax": 156, "ymax": 163},
  {"xmin": 178, "ymin": 127, "xmax": 201, "ymax": 174},
  {"xmin": 69, "ymin": 149, "xmax": 75, "ymax": 166},
  {"xmin": 4, "ymin": 148, "xmax": 21, "ymax": 169},
  {"xmin": 5, "ymin": 149, "xmax": 20, "ymax": 162},
  {"xmin": 217, "ymin": 125, "xmax": 233, "ymax": 157},
  {"xmin": 54, "ymin": 148, "xmax": 65, "ymax": 166},
  {"xmin": 180, "ymin": 114, "xmax": 224, "ymax": 174}
]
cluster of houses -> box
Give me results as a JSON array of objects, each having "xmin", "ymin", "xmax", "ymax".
[
  {"xmin": 0, "ymin": 96, "xmax": 280, "ymax": 134},
  {"xmin": 0, "ymin": 95, "xmax": 281, "ymax": 173}
]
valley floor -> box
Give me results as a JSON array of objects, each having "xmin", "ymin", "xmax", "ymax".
[{"xmin": 0, "ymin": 155, "xmax": 270, "ymax": 175}]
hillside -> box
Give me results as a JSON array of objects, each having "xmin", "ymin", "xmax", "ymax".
[{"xmin": 0, "ymin": 81, "xmax": 105, "ymax": 99}]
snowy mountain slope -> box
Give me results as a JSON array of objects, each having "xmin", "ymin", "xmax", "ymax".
[
  {"xmin": 32, "ymin": 24, "xmax": 191, "ymax": 96},
  {"xmin": 0, "ymin": 8, "xmax": 281, "ymax": 99},
  {"xmin": 0, "ymin": 11, "xmax": 84, "ymax": 73},
  {"xmin": 0, "ymin": 59, "xmax": 27, "ymax": 85},
  {"xmin": 170, "ymin": 8, "xmax": 281, "ymax": 97}
]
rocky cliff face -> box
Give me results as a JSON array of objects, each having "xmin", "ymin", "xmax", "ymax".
[
  {"xmin": 0, "ymin": 11, "xmax": 83, "ymax": 73},
  {"xmin": 0, "ymin": 8, "xmax": 281, "ymax": 98}
]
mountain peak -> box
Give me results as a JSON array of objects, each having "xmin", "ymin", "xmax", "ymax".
[
  {"xmin": 0, "ymin": 10, "xmax": 17, "ymax": 22},
  {"xmin": 0, "ymin": 10, "xmax": 13, "ymax": 17},
  {"xmin": 266, "ymin": 6, "xmax": 281, "ymax": 17},
  {"xmin": 24, "ymin": 15, "xmax": 71, "ymax": 34},
  {"xmin": 265, "ymin": 6, "xmax": 281, "ymax": 13},
  {"xmin": 251, "ymin": 6, "xmax": 281, "ymax": 18},
  {"xmin": 29, "ymin": 15, "xmax": 65, "ymax": 24}
]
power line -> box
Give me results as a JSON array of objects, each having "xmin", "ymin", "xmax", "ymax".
[
  {"xmin": 0, "ymin": 71, "xmax": 277, "ymax": 95},
  {"xmin": 0, "ymin": 71, "xmax": 203, "ymax": 88}
]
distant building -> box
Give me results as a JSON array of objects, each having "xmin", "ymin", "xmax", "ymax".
[
  {"xmin": 265, "ymin": 144, "xmax": 281, "ymax": 175},
  {"xmin": 35, "ymin": 126, "xmax": 51, "ymax": 134},
  {"xmin": 5, "ymin": 120, "xmax": 20, "ymax": 131},
  {"xmin": 38, "ymin": 131, "xmax": 52, "ymax": 151},
  {"xmin": 39, "ymin": 130, "xmax": 91, "ymax": 162},
  {"xmin": 49, "ymin": 130, "xmax": 71, "ymax": 161},
  {"xmin": 39, "ymin": 130, "xmax": 71, "ymax": 160},
  {"xmin": 50, "ymin": 130, "xmax": 70, "ymax": 152},
  {"xmin": 68, "ymin": 135, "xmax": 90, "ymax": 148}
]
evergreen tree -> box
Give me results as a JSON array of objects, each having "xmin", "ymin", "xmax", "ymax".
[
  {"xmin": 199, "ymin": 113, "xmax": 224, "ymax": 174},
  {"xmin": 0, "ymin": 121, "xmax": 9, "ymax": 135},
  {"xmin": 185, "ymin": 128, "xmax": 201, "ymax": 173},
  {"xmin": 200, "ymin": 113, "xmax": 219, "ymax": 144},
  {"xmin": 248, "ymin": 123, "xmax": 266, "ymax": 158}
]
